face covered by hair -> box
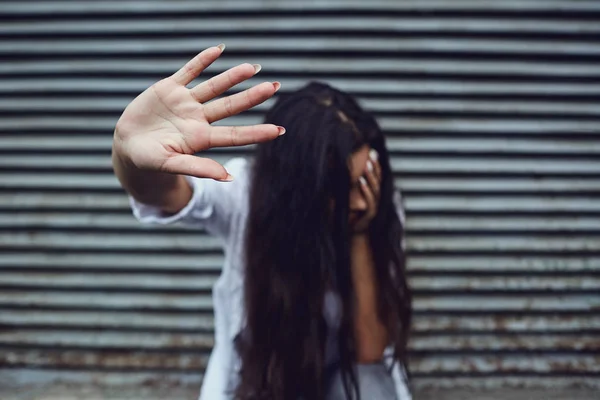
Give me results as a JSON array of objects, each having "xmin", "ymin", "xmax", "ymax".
[{"xmin": 237, "ymin": 81, "xmax": 411, "ymax": 400}]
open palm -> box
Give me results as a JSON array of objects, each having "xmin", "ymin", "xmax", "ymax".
[{"xmin": 114, "ymin": 44, "xmax": 283, "ymax": 181}]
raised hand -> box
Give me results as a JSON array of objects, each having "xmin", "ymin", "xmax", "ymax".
[{"xmin": 113, "ymin": 44, "xmax": 284, "ymax": 181}]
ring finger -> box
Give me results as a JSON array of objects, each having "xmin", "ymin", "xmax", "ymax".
[
  {"xmin": 203, "ymin": 81, "xmax": 280, "ymax": 123},
  {"xmin": 190, "ymin": 63, "xmax": 260, "ymax": 104}
]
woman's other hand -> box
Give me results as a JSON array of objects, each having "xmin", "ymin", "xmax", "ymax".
[{"xmin": 352, "ymin": 149, "xmax": 381, "ymax": 233}]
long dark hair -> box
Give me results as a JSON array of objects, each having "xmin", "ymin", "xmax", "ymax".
[{"xmin": 236, "ymin": 82, "xmax": 411, "ymax": 400}]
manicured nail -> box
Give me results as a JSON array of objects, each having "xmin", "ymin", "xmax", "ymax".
[
  {"xmin": 273, "ymin": 81, "xmax": 281, "ymax": 92},
  {"xmin": 253, "ymin": 64, "xmax": 262, "ymax": 74},
  {"xmin": 277, "ymin": 126, "xmax": 286, "ymax": 135},
  {"xmin": 217, "ymin": 173, "xmax": 234, "ymax": 182},
  {"xmin": 366, "ymin": 160, "xmax": 373, "ymax": 172},
  {"xmin": 217, "ymin": 43, "xmax": 226, "ymax": 52},
  {"xmin": 369, "ymin": 148, "xmax": 379, "ymax": 161},
  {"xmin": 359, "ymin": 176, "xmax": 367, "ymax": 186}
]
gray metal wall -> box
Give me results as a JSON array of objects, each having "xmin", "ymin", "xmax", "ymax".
[{"xmin": 1, "ymin": 0, "xmax": 599, "ymax": 390}]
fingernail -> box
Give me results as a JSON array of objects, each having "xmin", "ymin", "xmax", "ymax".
[
  {"xmin": 359, "ymin": 176, "xmax": 367, "ymax": 186},
  {"xmin": 369, "ymin": 148, "xmax": 379, "ymax": 161},
  {"xmin": 217, "ymin": 43, "xmax": 226, "ymax": 52},
  {"xmin": 277, "ymin": 126, "xmax": 286, "ymax": 135},
  {"xmin": 217, "ymin": 173, "xmax": 234, "ymax": 182},
  {"xmin": 273, "ymin": 81, "xmax": 281, "ymax": 92},
  {"xmin": 252, "ymin": 64, "xmax": 262, "ymax": 74},
  {"xmin": 366, "ymin": 160, "xmax": 373, "ymax": 172}
]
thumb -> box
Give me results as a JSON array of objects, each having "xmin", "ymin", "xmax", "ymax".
[{"xmin": 161, "ymin": 154, "xmax": 233, "ymax": 181}]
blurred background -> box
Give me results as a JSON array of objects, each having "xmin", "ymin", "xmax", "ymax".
[{"xmin": 0, "ymin": 1, "xmax": 599, "ymax": 399}]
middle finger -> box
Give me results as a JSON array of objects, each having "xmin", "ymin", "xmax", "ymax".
[
  {"xmin": 190, "ymin": 63, "xmax": 260, "ymax": 103},
  {"xmin": 203, "ymin": 81, "xmax": 280, "ymax": 123}
]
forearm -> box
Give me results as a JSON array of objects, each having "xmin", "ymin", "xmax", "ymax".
[
  {"xmin": 350, "ymin": 234, "xmax": 389, "ymax": 363},
  {"xmin": 112, "ymin": 131, "xmax": 192, "ymax": 214}
]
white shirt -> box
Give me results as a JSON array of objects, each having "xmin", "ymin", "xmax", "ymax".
[{"xmin": 130, "ymin": 157, "xmax": 411, "ymax": 400}]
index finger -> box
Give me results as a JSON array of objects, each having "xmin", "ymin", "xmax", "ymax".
[{"xmin": 171, "ymin": 44, "xmax": 225, "ymax": 86}]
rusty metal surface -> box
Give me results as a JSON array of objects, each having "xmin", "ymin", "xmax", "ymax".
[
  {"xmin": 4, "ymin": 382, "xmax": 600, "ymax": 400},
  {"xmin": 1, "ymin": 0, "xmax": 599, "ymax": 391}
]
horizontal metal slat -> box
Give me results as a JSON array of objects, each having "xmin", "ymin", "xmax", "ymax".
[
  {"xmin": 0, "ymin": 369, "xmax": 203, "ymax": 388},
  {"xmin": 0, "ymin": 213, "xmax": 183, "ymax": 231},
  {"xmin": 3, "ymin": 78, "xmax": 599, "ymax": 97},
  {"xmin": 397, "ymin": 178, "xmax": 600, "ymax": 192},
  {"xmin": 411, "ymin": 334, "xmax": 599, "ymax": 352},
  {"xmin": 0, "ymin": 334, "xmax": 595, "ymax": 354},
  {"xmin": 0, "ymin": 193, "xmax": 132, "ymax": 209},
  {"xmin": 0, "ymin": 273, "xmax": 217, "ymax": 291},
  {"xmin": 2, "ymin": 349, "xmax": 597, "ymax": 375},
  {"xmin": 0, "ymin": 311, "xmax": 213, "ymax": 331},
  {"xmin": 2, "ymin": 171, "xmax": 600, "ymax": 192},
  {"xmin": 408, "ymin": 236, "xmax": 600, "ymax": 252},
  {"xmin": 1, "ymin": 292, "xmax": 597, "ymax": 312},
  {"xmin": 2, "ymin": 274, "xmax": 597, "ymax": 295},
  {"xmin": 2, "ymin": 137, "xmax": 600, "ymax": 156},
  {"xmin": 3, "ymin": 98, "xmax": 600, "ymax": 118},
  {"xmin": 0, "ymin": 292, "xmax": 212, "ymax": 310},
  {"xmin": 1, "ymin": 176, "xmax": 600, "ymax": 197},
  {"xmin": 2, "ymin": 115, "xmax": 599, "ymax": 134},
  {"xmin": 2, "ymin": 17, "xmax": 600, "ymax": 36},
  {"xmin": 4, "ymin": 38, "xmax": 600, "ymax": 56},
  {"xmin": 2, "ymin": 192, "xmax": 600, "ymax": 214},
  {"xmin": 2, "ymin": 330, "xmax": 598, "ymax": 352},
  {"xmin": 0, "ymin": 232, "xmax": 222, "ymax": 252},
  {"xmin": 413, "ymin": 314, "xmax": 600, "ymax": 332},
  {"xmin": 2, "ymin": 59, "xmax": 599, "ymax": 78},
  {"xmin": 0, "ymin": 349, "xmax": 209, "ymax": 370},
  {"xmin": 409, "ymin": 255, "xmax": 600, "ymax": 273},
  {"xmin": 2, "ymin": 1, "xmax": 600, "ymax": 14},
  {"xmin": 3, "ymin": 164, "xmax": 600, "ymax": 180},
  {"xmin": 0, "ymin": 253, "xmax": 223, "ymax": 271},
  {"xmin": 407, "ymin": 216, "xmax": 600, "ymax": 231},
  {"xmin": 414, "ymin": 377, "xmax": 600, "ymax": 389},
  {"xmin": 392, "ymin": 159, "xmax": 600, "ymax": 174},
  {"xmin": 2, "ymin": 213, "xmax": 599, "ymax": 233},
  {"xmin": 413, "ymin": 355, "xmax": 600, "ymax": 374},
  {"xmin": 404, "ymin": 197, "xmax": 600, "ymax": 212},
  {"xmin": 3, "ymin": 314, "xmax": 599, "ymax": 335},
  {"xmin": 0, "ymin": 331, "xmax": 214, "ymax": 350},
  {"xmin": 1, "ymin": 273, "xmax": 597, "ymax": 294},
  {"xmin": 416, "ymin": 295, "xmax": 600, "ymax": 312},
  {"xmin": 1, "ymin": 253, "xmax": 597, "ymax": 274},
  {"xmin": 410, "ymin": 277, "xmax": 600, "ymax": 292},
  {"xmin": 0, "ymin": 231, "xmax": 598, "ymax": 255}
]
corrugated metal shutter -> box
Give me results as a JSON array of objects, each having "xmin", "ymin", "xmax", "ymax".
[{"xmin": 1, "ymin": 0, "xmax": 599, "ymax": 390}]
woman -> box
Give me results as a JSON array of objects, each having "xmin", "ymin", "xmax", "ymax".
[{"xmin": 113, "ymin": 45, "xmax": 412, "ymax": 400}]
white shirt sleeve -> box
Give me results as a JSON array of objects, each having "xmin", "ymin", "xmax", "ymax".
[{"xmin": 129, "ymin": 157, "xmax": 248, "ymax": 238}]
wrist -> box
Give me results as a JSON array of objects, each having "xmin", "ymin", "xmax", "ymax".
[{"xmin": 351, "ymin": 232, "xmax": 370, "ymax": 245}]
